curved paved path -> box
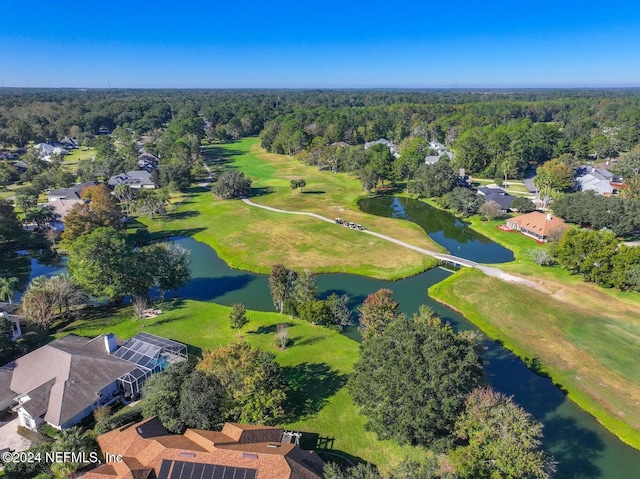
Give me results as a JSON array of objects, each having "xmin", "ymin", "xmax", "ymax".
[{"xmin": 240, "ymin": 197, "xmax": 549, "ymax": 293}]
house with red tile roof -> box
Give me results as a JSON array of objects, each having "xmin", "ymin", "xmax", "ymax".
[
  {"xmin": 506, "ymin": 211, "xmax": 568, "ymax": 242},
  {"xmin": 84, "ymin": 417, "xmax": 324, "ymax": 479}
]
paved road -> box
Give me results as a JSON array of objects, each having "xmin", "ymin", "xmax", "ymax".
[
  {"xmin": 240, "ymin": 197, "xmax": 549, "ymax": 292},
  {"xmin": 523, "ymin": 173, "xmax": 537, "ymax": 193}
]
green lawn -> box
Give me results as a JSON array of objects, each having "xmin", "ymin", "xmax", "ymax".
[
  {"xmin": 422, "ymin": 197, "xmax": 640, "ymax": 449},
  {"xmin": 430, "ymin": 268, "xmax": 640, "ymax": 449},
  {"xmin": 57, "ymin": 300, "xmax": 429, "ymax": 474},
  {"xmin": 63, "ymin": 148, "xmax": 95, "ymax": 169},
  {"xmin": 136, "ymin": 138, "xmax": 441, "ymax": 279}
]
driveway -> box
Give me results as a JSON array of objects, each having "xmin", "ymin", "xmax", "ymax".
[{"xmin": 0, "ymin": 416, "xmax": 31, "ymax": 452}]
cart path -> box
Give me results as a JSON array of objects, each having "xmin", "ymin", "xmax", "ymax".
[{"xmin": 240, "ymin": 197, "xmax": 550, "ymax": 293}]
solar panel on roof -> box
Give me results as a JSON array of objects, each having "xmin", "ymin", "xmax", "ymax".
[
  {"xmin": 211, "ymin": 465, "xmax": 224, "ymax": 479},
  {"xmin": 201, "ymin": 464, "xmax": 215, "ymax": 479},
  {"xmin": 161, "ymin": 461, "xmax": 256, "ymax": 479},
  {"xmin": 191, "ymin": 463, "xmax": 204, "ymax": 479},
  {"xmin": 181, "ymin": 462, "xmax": 194, "ymax": 479},
  {"xmin": 158, "ymin": 460, "xmax": 172, "ymax": 479},
  {"xmin": 170, "ymin": 461, "xmax": 184, "ymax": 479}
]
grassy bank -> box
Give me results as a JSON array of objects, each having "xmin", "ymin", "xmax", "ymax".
[
  {"xmin": 430, "ymin": 267, "xmax": 640, "ymax": 449},
  {"xmin": 137, "ymin": 138, "xmax": 441, "ymax": 279},
  {"xmin": 57, "ymin": 300, "xmax": 429, "ymax": 474},
  {"xmin": 417, "ymin": 198, "xmax": 640, "ymax": 447}
]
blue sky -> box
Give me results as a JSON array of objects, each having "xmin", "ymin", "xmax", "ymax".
[{"xmin": 2, "ymin": 0, "xmax": 639, "ymax": 88}]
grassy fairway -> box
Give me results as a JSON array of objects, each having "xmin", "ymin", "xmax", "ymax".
[
  {"xmin": 430, "ymin": 254, "xmax": 640, "ymax": 448},
  {"xmin": 421, "ymin": 199, "xmax": 640, "ymax": 447},
  {"xmin": 58, "ymin": 301, "xmax": 429, "ymax": 474},
  {"xmin": 139, "ymin": 138, "xmax": 442, "ymax": 279},
  {"xmin": 63, "ymin": 148, "xmax": 95, "ymax": 169}
]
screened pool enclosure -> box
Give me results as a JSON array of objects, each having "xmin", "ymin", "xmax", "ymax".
[{"xmin": 114, "ymin": 332, "xmax": 187, "ymax": 398}]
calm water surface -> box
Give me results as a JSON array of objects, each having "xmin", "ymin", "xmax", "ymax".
[
  {"xmin": 4, "ymin": 233, "xmax": 639, "ymax": 478},
  {"xmin": 358, "ymin": 196, "xmax": 514, "ymax": 263},
  {"xmin": 173, "ymin": 236, "xmax": 640, "ymax": 479}
]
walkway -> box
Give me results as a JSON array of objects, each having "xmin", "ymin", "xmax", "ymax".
[{"xmin": 240, "ymin": 197, "xmax": 549, "ymax": 292}]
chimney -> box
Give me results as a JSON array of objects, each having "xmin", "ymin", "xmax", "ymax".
[
  {"xmin": 546, "ymin": 214, "xmax": 553, "ymax": 221},
  {"xmin": 104, "ymin": 333, "xmax": 117, "ymax": 353}
]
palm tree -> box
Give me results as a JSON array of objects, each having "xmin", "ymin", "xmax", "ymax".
[{"xmin": 0, "ymin": 277, "xmax": 19, "ymax": 304}]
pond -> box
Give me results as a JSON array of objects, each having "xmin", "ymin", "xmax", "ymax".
[
  {"xmin": 171, "ymin": 236, "xmax": 640, "ymax": 479},
  {"xmin": 0, "ymin": 249, "xmax": 68, "ymax": 302},
  {"xmin": 5, "ymin": 234, "xmax": 640, "ymax": 477},
  {"xmin": 358, "ymin": 196, "xmax": 514, "ymax": 263}
]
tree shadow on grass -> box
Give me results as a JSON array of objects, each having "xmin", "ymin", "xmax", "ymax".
[
  {"xmin": 248, "ymin": 322, "xmax": 295, "ymax": 336},
  {"xmin": 248, "ymin": 186, "xmax": 275, "ymax": 198},
  {"xmin": 291, "ymin": 335, "xmax": 324, "ymax": 347},
  {"xmin": 282, "ymin": 362, "xmax": 347, "ymax": 422},
  {"xmin": 164, "ymin": 210, "xmax": 201, "ymax": 222},
  {"xmin": 189, "ymin": 186, "xmax": 211, "ymax": 194}
]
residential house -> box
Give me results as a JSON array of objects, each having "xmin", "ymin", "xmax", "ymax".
[
  {"xmin": 138, "ymin": 152, "xmax": 159, "ymax": 170},
  {"xmin": 84, "ymin": 417, "xmax": 325, "ymax": 479},
  {"xmin": 59, "ymin": 137, "xmax": 79, "ymax": 149},
  {"xmin": 575, "ymin": 166, "xmax": 617, "ymax": 195},
  {"xmin": 108, "ymin": 170, "xmax": 156, "ymax": 189},
  {"xmin": 13, "ymin": 160, "xmax": 28, "ymax": 174},
  {"xmin": 477, "ymin": 186, "xmax": 515, "ymax": 213},
  {"xmin": 0, "ymin": 302, "xmax": 22, "ymax": 341},
  {"xmin": 364, "ymin": 138, "xmax": 399, "ymax": 158},
  {"xmin": 0, "ymin": 332, "xmax": 187, "ymax": 429},
  {"xmin": 506, "ymin": 212, "xmax": 567, "ymax": 242},
  {"xmin": 424, "ymin": 141, "xmax": 455, "ymax": 165},
  {"xmin": 42, "ymin": 198, "xmax": 85, "ymax": 231},
  {"xmin": 34, "ymin": 143, "xmax": 68, "ymax": 162},
  {"xmin": 47, "ymin": 181, "xmax": 99, "ymax": 202}
]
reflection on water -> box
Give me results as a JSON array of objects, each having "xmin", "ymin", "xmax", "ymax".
[
  {"xmin": 7, "ymin": 237, "xmax": 640, "ymax": 478},
  {"xmin": 0, "ymin": 249, "xmax": 67, "ymax": 301},
  {"xmin": 174, "ymin": 236, "xmax": 640, "ymax": 479},
  {"xmin": 358, "ymin": 196, "xmax": 514, "ymax": 263}
]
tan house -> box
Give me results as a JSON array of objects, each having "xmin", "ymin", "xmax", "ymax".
[
  {"xmin": 85, "ymin": 417, "xmax": 324, "ymax": 479},
  {"xmin": 506, "ymin": 212, "xmax": 567, "ymax": 242}
]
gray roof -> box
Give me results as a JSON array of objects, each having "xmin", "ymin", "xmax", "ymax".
[
  {"xmin": 478, "ymin": 187, "xmax": 515, "ymax": 210},
  {"xmin": 364, "ymin": 138, "xmax": 400, "ymax": 158},
  {"xmin": 21, "ymin": 379, "xmax": 55, "ymax": 417},
  {"xmin": 575, "ymin": 166, "xmax": 615, "ymax": 195},
  {"xmin": 0, "ymin": 367, "xmax": 14, "ymax": 401},
  {"xmin": 48, "ymin": 181, "xmax": 99, "ymax": 200},
  {"xmin": 108, "ymin": 170, "xmax": 155, "ymax": 188},
  {"xmin": 0, "ymin": 303, "xmax": 20, "ymax": 314},
  {"xmin": 1, "ymin": 334, "xmax": 136, "ymax": 427}
]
